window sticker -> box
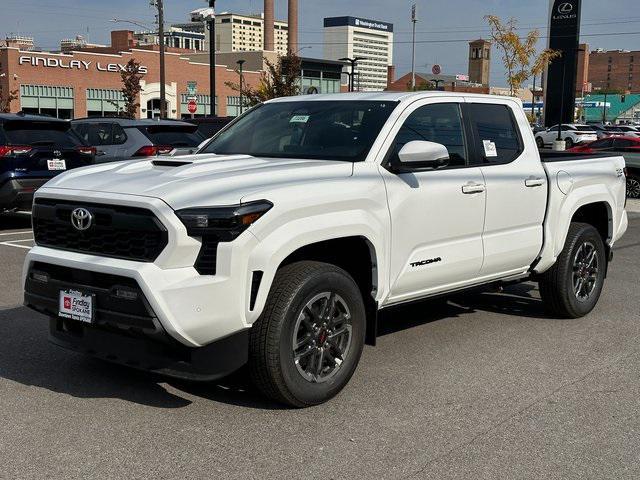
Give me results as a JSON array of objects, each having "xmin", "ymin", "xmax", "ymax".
[
  {"xmin": 290, "ymin": 115, "xmax": 310, "ymax": 124},
  {"xmin": 482, "ymin": 139, "xmax": 498, "ymax": 157}
]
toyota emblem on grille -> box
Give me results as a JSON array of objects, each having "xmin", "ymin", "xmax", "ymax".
[
  {"xmin": 53, "ymin": 150, "xmax": 62, "ymax": 158},
  {"xmin": 71, "ymin": 208, "xmax": 93, "ymax": 231}
]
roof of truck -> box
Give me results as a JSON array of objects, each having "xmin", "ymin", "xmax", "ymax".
[{"xmin": 267, "ymin": 91, "xmax": 520, "ymax": 104}]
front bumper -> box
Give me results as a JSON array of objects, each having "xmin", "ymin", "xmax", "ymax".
[
  {"xmin": 0, "ymin": 178, "xmax": 49, "ymax": 211},
  {"xmin": 23, "ymin": 188, "xmax": 262, "ymax": 348},
  {"xmin": 24, "ymin": 261, "xmax": 248, "ymax": 381}
]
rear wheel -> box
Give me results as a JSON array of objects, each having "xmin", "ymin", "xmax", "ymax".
[
  {"xmin": 564, "ymin": 137, "xmax": 574, "ymax": 149},
  {"xmin": 538, "ymin": 223, "xmax": 606, "ymax": 318},
  {"xmin": 627, "ymin": 173, "xmax": 640, "ymax": 198},
  {"xmin": 536, "ymin": 136, "xmax": 544, "ymax": 149},
  {"xmin": 249, "ymin": 261, "xmax": 366, "ymax": 407}
]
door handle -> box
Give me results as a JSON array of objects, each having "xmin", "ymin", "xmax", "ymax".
[
  {"xmin": 525, "ymin": 177, "xmax": 545, "ymax": 187},
  {"xmin": 461, "ymin": 183, "xmax": 486, "ymax": 194}
]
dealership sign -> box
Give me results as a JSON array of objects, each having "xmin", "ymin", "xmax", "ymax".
[{"xmin": 18, "ymin": 56, "xmax": 148, "ymax": 74}]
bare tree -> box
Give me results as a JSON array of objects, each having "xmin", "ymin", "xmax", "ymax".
[
  {"xmin": 485, "ymin": 15, "xmax": 560, "ymax": 96},
  {"xmin": 226, "ymin": 54, "xmax": 301, "ymax": 106}
]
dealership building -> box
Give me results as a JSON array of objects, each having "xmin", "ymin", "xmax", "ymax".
[{"xmin": 0, "ymin": 31, "xmax": 265, "ymax": 119}]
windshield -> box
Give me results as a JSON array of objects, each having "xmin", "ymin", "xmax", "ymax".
[{"xmin": 201, "ymin": 100, "xmax": 398, "ymax": 161}]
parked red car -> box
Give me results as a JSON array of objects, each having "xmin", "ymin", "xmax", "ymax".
[{"xmin": 567, "ymin": 136, "xmax": 640, "ymax": 153}]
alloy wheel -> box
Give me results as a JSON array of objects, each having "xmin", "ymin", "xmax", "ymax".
[
  {"xmin": 627, "ymin": 177, "xmax": 640, "ymax": 199},
  {"xmin": 572, "ymin": 241, "xmax": 599, "ymax": 301},
  {"xmin": 292, "ymin": 292, "xmax": 352, "ymax": 383}
]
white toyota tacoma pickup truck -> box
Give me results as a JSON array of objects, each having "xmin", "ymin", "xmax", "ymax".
[{"xmin": 23, "ymin": 92, "xmax": 628, "ymax": 407}]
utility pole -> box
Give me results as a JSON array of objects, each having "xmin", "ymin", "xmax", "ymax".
[
  {"xmin": 208, "ymin": 0, "xmax": 216, "ymax": 117},
  {"xmin": 531, "ymin": 75, "xmax": 536, "ymax": 122},
  {"xmin": 411, "ymin": 4, "xmax": 417, "ymax": 90},
  {"xmin": 151, "ymin": 0, "xmax": 167, "ymax": 118}
]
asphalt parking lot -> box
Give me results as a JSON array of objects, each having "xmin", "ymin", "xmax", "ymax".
[{"xmin": 0, "ymin": 204, "xmax": 639, "ymax": 480}]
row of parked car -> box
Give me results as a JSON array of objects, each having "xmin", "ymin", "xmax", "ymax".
[{"xmin": 0, "ymin": 113, "xmax": 232, "ymax": 212}]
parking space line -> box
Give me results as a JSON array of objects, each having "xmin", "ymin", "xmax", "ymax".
[
  {"xmin": 0, "ymin": 241, "xmax": 32, "ymax": 250},
  {"xmin": 0, "ymin": 231, "xmax": 32, "ymax": 236}
]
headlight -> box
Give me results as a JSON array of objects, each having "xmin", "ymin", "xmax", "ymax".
[{"xmin": 176, "ymin": 200, "xmax": 273, "ymax": 241}]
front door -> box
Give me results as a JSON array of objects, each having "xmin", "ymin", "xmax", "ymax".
[{"xmin": 380, "ymin": 99, "xmax": 486, "ymax": 304}]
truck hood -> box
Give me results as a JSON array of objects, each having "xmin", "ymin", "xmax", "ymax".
[{"xmin": 40, "ymin": 154, "xmax": 354, "ymax": 209}]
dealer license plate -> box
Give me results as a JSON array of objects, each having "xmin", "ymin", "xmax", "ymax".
[
  {"xmin": 59, "ymin": 289, "xmax": 94, "ymax": 323},
  {"xmin": 47, "ymin": 159, "xmax": 67, "ymax": 171}
]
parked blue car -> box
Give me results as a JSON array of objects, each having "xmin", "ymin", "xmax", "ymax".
[{"xmin": 0, "ymin": 114, "xmax": 95, "ymax": 212}]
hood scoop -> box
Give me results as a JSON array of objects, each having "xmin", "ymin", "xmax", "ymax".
[{"xmin": 152, "ymin": 159, "xmax": 193, "ymax": 167}]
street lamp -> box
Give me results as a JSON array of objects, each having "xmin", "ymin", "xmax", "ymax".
[
  {"xmin": 339, "ymin": 57, "xmax": 365, "ymax": 92},
  {"xmin": 149, "ymin": 0, "xmax": 167, "ymax": 118},
  {"xmin": 236, "ymin": 59, "xmax": 245, "ymax": 115}
]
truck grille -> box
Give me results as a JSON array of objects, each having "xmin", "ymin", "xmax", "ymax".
[{"xmin": 32, "ymin": 198, "xmax": 168, "ymax": 262}]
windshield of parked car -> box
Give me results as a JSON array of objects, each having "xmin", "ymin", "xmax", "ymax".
[
  {"xmin": 200, "ymin": 100, "xmax": 398, "ymax": 161},
  {"xmin": 3, "ymin": 121, "xmax": 82, "ymax": 148}
]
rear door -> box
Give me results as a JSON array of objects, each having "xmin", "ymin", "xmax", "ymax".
[
  {"xmin": 3, "ymin": 120, "xmax": 93, "ymax": 176},
  {"xmin": 463, "ymin": 100, "xmax": 548, "ymax": 277},
  {"xmin": 72, "ymin": 122, "xmax": 128, "ymax": 162}
]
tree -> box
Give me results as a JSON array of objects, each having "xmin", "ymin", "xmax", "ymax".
[
  {"xmin": 118, "ymin": 58, "xmax": 144, "ymax": 118},
  {"xmin": 226, "ymin": 54, "xmax": 301, "ymax": 106},
  {"xmin": 0, "ymin": 86, "xmax": 18, "ymax": 113},
  {"xmin": 408, "ymin": 80, "xmax": 436, "ymax": 91},
  {"xmin": 485, "ymin": 15, "xmax": 560, "ymax": 97}
]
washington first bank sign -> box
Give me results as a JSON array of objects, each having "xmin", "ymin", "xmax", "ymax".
[{"xmin": 18, "ymin": 55, "xmax": 148, "ymax": 74}]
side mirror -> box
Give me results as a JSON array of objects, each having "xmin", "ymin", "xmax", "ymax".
[{"xmin": 394, "ymin": 140, "xmax": 450, "ymax": 172}]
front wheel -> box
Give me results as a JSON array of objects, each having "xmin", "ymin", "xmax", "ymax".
[
  {"xmin": 627, "ymin": 173, "xmax": 640, "ymax": 198},
  {"xmin": 249, "ymin": 261, "xmax": 366, "ymax": 407},
  {"xmin": 564, "ymin": 137, "xmax": 574, "ymax": 149},
  {"xmin": 538, "ymin": 223, "xmax": 606, "ymax": 318},
  {"xmin": 536, "ymin": 136, "xmax": 544, "ymax": 149}
]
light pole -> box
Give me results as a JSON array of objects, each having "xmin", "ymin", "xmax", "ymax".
[
  {"xmin": 206, "ymin": 0, "xmax": 216, "ymax": 117},
  {"xmin": 236, "ymin": 59, "xmax": 245, "ymax": 115},
  {"xmin": 410, "ymin": 4, "xmax": 417, "ymax": 90},
  {"xmin": 150, "ymin": 0, "xmax": 167, "ymax": 118},
  {"xmin": 531, "ymin": 75, "xmax": 537, "ymax": 122},
  {"xmin": 339, "ymin": 57, "xmax": 364, "ymax": 92},
  {"xmin": 602, "ymin": 91, "xmax": 609, "ymax": 124}
]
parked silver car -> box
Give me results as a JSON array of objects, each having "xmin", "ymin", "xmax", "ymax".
[{"xmin": 71, "ymin": 118, "xmax": 205, "ymax": 163}]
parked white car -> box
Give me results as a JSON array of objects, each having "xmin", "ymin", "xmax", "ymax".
[
  {"xmin": 24, "ymin": 92, "xmax": 628, "ymax": 407},
  {"xmin": 535, "ymin": 123, "xmax": 598, "ymax": 149}
]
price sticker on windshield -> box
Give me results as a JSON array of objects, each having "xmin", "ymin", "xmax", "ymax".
[
  {"xmin": 290, "ymin": 115, "xmax": 310, "ymax": 124},
  {"xmin": 482, "ymin": 140, "xmax": 498, "ymax": 158}
]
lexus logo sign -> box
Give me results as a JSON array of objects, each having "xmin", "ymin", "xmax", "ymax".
[
  {"xmin": 558, "ymin": 2, "xmax": 573, "ymax": 13},
  {"xmin": 71, "ymin": 208, "xmax": 93, "ymax": 231}
]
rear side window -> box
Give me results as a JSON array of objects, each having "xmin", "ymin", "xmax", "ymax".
[
  {"xmin": 141, "ymin": 126, "xmax": 203, "ymax": 147},
  {"xmin": 390, "ymin": 103, "xmax": 468, "ymax": 167},
  {"xmin": 464, "ymin": 103, "xmax": 522, "ymax": 165},
  {"xmin": 73, "ymin": 123, "xmax": 127, "ymax": 146},
  {"xmin": 3, "ymin": 121, "xmax": 81, "ymax": 148}
]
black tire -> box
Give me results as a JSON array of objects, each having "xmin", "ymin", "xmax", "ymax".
[
  {"xmin": 538, "ymin": 222, "xmax": 606, "ymax": 318},
  {"xmin": 248, "ymin": 261, "xmax": 366, "ymax": 407},
  {"xmin": 564, "ymin": 137, "xmax": 574, "ymax": 149},
  {"xmin": 536, "ymin": 136, "xmax": 544, "ymax": 149},
  {"xmin": 627, "ymin": 173, "xmax": 640, "ymax": 199}
]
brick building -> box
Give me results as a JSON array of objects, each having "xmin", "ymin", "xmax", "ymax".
[
  {"xmin": 0, "ymin": 31, "xmax": 262, "ymax": 119},
  {"xmin": 589, "ymin": 48, "xmax": 639, "ymax": 93}
]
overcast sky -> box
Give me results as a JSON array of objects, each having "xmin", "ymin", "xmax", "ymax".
[{"xmin": 1, "ymin": 0, "xmax": 639, "ymax": 87}]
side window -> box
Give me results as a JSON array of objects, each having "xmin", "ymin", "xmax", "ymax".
[
  {"xmin": 465, "ymin": 103, "xmax": 523, "ymax": 165},
  {"xmin": 390, "ymin": 103, "xmax": 468, "ymax": 167},
  {"xmin": 590, "ymin": 138, "xmax": 614, "ymax": 149},
  {"xmin": 111, "ymin": 124, "xmax": 127, "ymax": 145}
]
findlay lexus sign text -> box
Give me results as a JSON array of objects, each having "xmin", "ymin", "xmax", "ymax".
[{"xmin": 18, "ymin": 55, "xmax": 149, "ymax": 74}]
